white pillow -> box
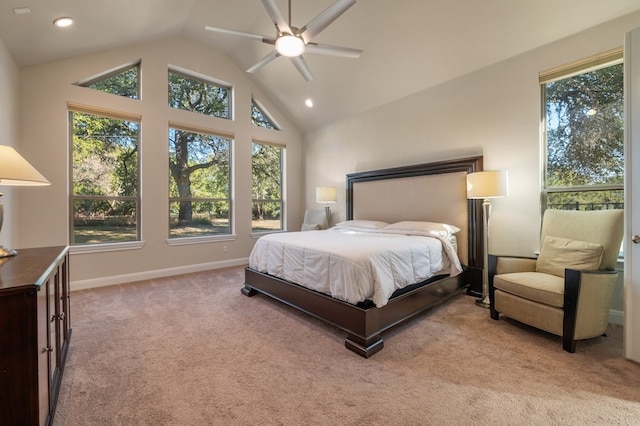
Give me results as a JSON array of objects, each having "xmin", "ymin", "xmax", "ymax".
[
  {"xmin": 384, "ymin": 221, "xmax": 461, "ymax": 236},
  {"xmin": 335, "ymin": 220, "xmax": 390, "ymax": 229}
]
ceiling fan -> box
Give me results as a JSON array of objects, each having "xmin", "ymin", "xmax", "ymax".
[{"xmin": 205, "ymin": 0, "xmax": 363, "ymax": 81}]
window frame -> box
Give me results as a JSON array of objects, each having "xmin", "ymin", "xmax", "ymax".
[
  {"xmin": 167, "ymin": 67, "xmax": 233, "ymax": 120},
  {"xmin": 251, "ymin": 97, "xmax": 281, "ymax": 130},
  {"xmin": 68, "ymin": 104, "xmax": 142, "ymax": 249},
  {"xmin": 540, "ymin": 48, "xmax": 624, "ymax": 212},
  {"xmin": 167, "ymin": 124, "xmax": 234, "ymax": 241},
  {"xmin": 251, "ymin": 140, "xmax": 285, "ymax": 235},
  {"xmin": 74, "ymin": 61, "xmax": 141, "ymax": 99}
]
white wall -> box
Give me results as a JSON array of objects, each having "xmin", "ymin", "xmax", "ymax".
[
  {"xmin": 0, "ymin": 37, "xmax": 20, "ymax": 251},
  {"xmin": 305, "ymin": 10, "xmax": 640, "ymax": 261},
  {"xmin": 17, "ymin": 36, "xmax": 303, "ymax": 285}
]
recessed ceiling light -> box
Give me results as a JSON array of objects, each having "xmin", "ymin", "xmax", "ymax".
[
  {"xmin": 305, "ymin": 99, "xmax": 314, "ymax": 108},
  {"xmin": 53, "ymin": 17, "xmax": 74, "ymax": 28},
  {"xmin": 13, "ymin": 7, "xmax": 31, "ymax": 15}
]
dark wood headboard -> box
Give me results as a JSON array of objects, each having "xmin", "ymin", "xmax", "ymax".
[{"xmin": 345, "ymin": 156, "xmax": 483, "ymax": 269}]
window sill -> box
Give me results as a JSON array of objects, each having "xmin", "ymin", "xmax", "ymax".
[
  {"xmin": 166, "ymin": 234, "xmax": 237, "ymax": 246},
  {"xmin": 70, "ymin": 241, "xmax": 145, "ymax": 255}
]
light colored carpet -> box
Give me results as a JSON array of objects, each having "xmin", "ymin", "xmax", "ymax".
[{"xmin": 54, "ymin": 266, "xmax": 640, "ymax": 425}]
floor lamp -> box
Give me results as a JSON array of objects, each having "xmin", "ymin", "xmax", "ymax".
[
  {"xmin": 467, "ymin": 170, "xmax": 509, "ymax": 308},
  {"xmin": 316, "ymin": 186, "xmax": 337, "ymax": 228},
  {"xmin": 0, "ymin": 145, "xmax": 51, "ymax": 257}
]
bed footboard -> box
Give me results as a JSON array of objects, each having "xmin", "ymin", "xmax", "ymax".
[{"xmin": 242, "ymin": 267, "xmax": 468, "ymax": 357}]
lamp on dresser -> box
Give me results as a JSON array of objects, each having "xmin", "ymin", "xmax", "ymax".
[
  {"xmin": 0, "ymin": 145, "xmax": 50, "ymax": 257},
  {"xmin": 316, "ymin": 186, "xmax": 337, "ymax": 228},
  {"xmin": 467, "ymin": 170, "xmax": 509, "ymax": 308}
]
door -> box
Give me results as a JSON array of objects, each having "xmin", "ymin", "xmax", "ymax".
[{"xmin": 624, "ymin": 28, "xmax": 640, "ymax": 363}]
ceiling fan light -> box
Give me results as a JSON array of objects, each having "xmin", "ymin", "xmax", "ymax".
[{"xmin": 276, "ymin": 35, "xmax": 305, "ymax": 57}]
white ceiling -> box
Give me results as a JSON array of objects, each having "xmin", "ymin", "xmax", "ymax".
[{"xmin": 2, "ymin": 0, "xmax": 640, "ymax": 132}]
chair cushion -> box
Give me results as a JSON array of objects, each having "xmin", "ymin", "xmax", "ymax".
[
  {"xmin": 493, "ymin": 271, "xmax": 565, "ymax": 308},
  {"xmin": 535, "ymin": 236, "xmax": 603, "ymax": 278}
]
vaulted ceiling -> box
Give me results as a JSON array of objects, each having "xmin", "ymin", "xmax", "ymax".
[{"xmin": 2, "ymin": 0, "xmax": 640, "ymax": 132}]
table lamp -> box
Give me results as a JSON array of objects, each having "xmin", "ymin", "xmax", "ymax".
[
  {"xmin": 316, "ymin": 186, "xmax": 337, "ymax": 228},
  {"xmin": 0, "ymin": 145, "xmax": 51, "ymax": 257}
]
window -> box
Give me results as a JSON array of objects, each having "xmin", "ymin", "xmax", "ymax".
[
  {"xmin": 168, "ymin": 70, "xmax": 231, "ymax": 119},
  {"xmin": 75, "ymin": 62, "xmax": 140, "ymax": 99},
  {"xmin": 252, "ymin": 142, "xmax": 284, "ymax": 232},
  {"xmin": 169, "ymin": 127, "xmax": 231, "ymax": 238},
  {"xmin": 251, "ymin": 98, "xmax": 280, "ymax": 130},
  {"xmin": 70, "ymin": 109, "xmax": 140, "ymax": 245},
  {"xmin": 541, "ymin": 49, "xmax": 623, "ymax": 212}
]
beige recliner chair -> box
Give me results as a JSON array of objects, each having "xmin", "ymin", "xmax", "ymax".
[{"xmin": 488, "ymin": 209, "xmax": 624, "ymax": 352}]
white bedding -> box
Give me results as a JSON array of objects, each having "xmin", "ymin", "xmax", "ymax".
[{"xmin": 248, "ymin": 227, "xmax": 463, "ymax": 307}]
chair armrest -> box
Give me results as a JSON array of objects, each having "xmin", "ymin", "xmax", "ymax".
[
  {"xmin": 488, "ymin": 255, "xmax": 538, "ymax": 320},
  {"xmin": 488, "ymin": 255, "xmax": 537, "ymax": 275},
  {"xmin": 564, "ymin": 268, "xmax": 618, "ymax": 347}
]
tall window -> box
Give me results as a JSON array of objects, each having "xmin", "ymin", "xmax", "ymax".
[
  {"xmin": 541, "ymin": 50, "xmax": 624, "ymax": 212},
  {"xmin": 169, "ymin": 127, "xmax": 231, "ymax": 238},
  {"xmin": 168, "ymin": 70, "xmax": 231, "ymax": 119},
  {"xmin": 70, "ymin": 109, "xmax": 140, "ymax": 245},
  {"xmin": 252, "ymin": 142, "xmax": 284, "ymax": 232}
]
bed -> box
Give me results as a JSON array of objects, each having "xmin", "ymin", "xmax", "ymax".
[{"xmin": 242, "ymin": 156, "xmax": 484, "ymax": 357}]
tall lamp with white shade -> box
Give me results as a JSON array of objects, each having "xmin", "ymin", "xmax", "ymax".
[
  {"xmin": 467, "ymin": 170, "xmax": 509, "ymax": 308},
  {"xmin": 316, "ymin": 186, "xmax": 337, "ymax": 228},
  {"xmin": 0, "ymin": 145, "xmax": 51, "ymax": 257}
]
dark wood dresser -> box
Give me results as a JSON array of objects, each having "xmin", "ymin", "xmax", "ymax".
[{"xmin": 0, "ymin": 246, "xmax": 71, "ymax": 426}]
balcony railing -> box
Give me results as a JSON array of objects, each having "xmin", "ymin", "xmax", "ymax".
[{"xmin": 548, "ymin": 202, "xmax": 624, "ymax": 211}]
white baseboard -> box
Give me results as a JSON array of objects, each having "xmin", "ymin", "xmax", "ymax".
[
  {"xmin": 610, "ymin": 309, "xmax": 624, "ymax": 326},
  {"xmin": 70, "ymin": 257, "xmax": 249, "ymax": 291}
]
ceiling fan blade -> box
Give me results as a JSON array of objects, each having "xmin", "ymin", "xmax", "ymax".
[
  {"xmin": 205, "ymin": 26, "xmax": 276, "ymax": 44},
  {"xmin": 247, "ymin": 50, "xmax": 280, "ymax": 74},
  {"xmin": 261, "ymin": 0, "xmax": 292, "ymax": 35},
  {"xmin": 305, "ymin": 43, "xmax": 362, "ymax": 58},
  {"xmin": 298, "ymin": 0, "xmax": 356, "ymax": 43},
  {"xmin": 290, "ymin": 56, "xmax": 314, "ymax": 81}
]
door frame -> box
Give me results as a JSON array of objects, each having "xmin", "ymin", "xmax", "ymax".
[{"xmin": 624, "ymin": 29, "xmax": 640, "ymax": 363}]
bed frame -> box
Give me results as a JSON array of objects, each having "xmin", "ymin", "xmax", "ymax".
[{"xmin": 242, "ymin": 156, "xmax": 484, "ymax": 357}]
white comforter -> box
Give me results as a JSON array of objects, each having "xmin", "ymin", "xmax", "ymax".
[{"xmin": 248, "ymin": 228, "xmax": 463, "ymax": 307}]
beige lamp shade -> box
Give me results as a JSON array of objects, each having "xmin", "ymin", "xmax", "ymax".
[
  {"xmin": 0, "ymin": 145, "xmax": 50, "ymax": 186},
  {"xmin": 466, "ymin": 170, "xmax": 508, "ymax": 199},
  {"xmin": 316, "ymin": 186, "xmax": 337, "ymax": 204}
]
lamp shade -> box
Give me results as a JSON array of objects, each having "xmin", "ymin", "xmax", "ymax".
[
  {"xmin": 316, "ymin": 186, "xmax": 337, "ymax": 204},
  {"xmin": 466, "ymin": 170, "xmax": 508, "ymax": 199},
  {"xmin": 0, "ymin": 145, "xmax": 50, "ymax": 186}
]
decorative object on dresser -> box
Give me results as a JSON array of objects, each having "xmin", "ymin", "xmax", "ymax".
[
  {"xmin": 316, "ymin": 186, "xmax": 337, "ymax": 227},
  {"xmin": 0, "ymin": 246, "xmax": 70, "ymax": 426},
  {"xmin": 0, "ymin": 145, "xmax": 51, "ymax": 257},
  {"xmin": 243, "ymin": 156, "xmax": 484, "ymax": 357},
  {"xmin": 466, "ymin": 170, "xmax": 509, "ymax": 308}
]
